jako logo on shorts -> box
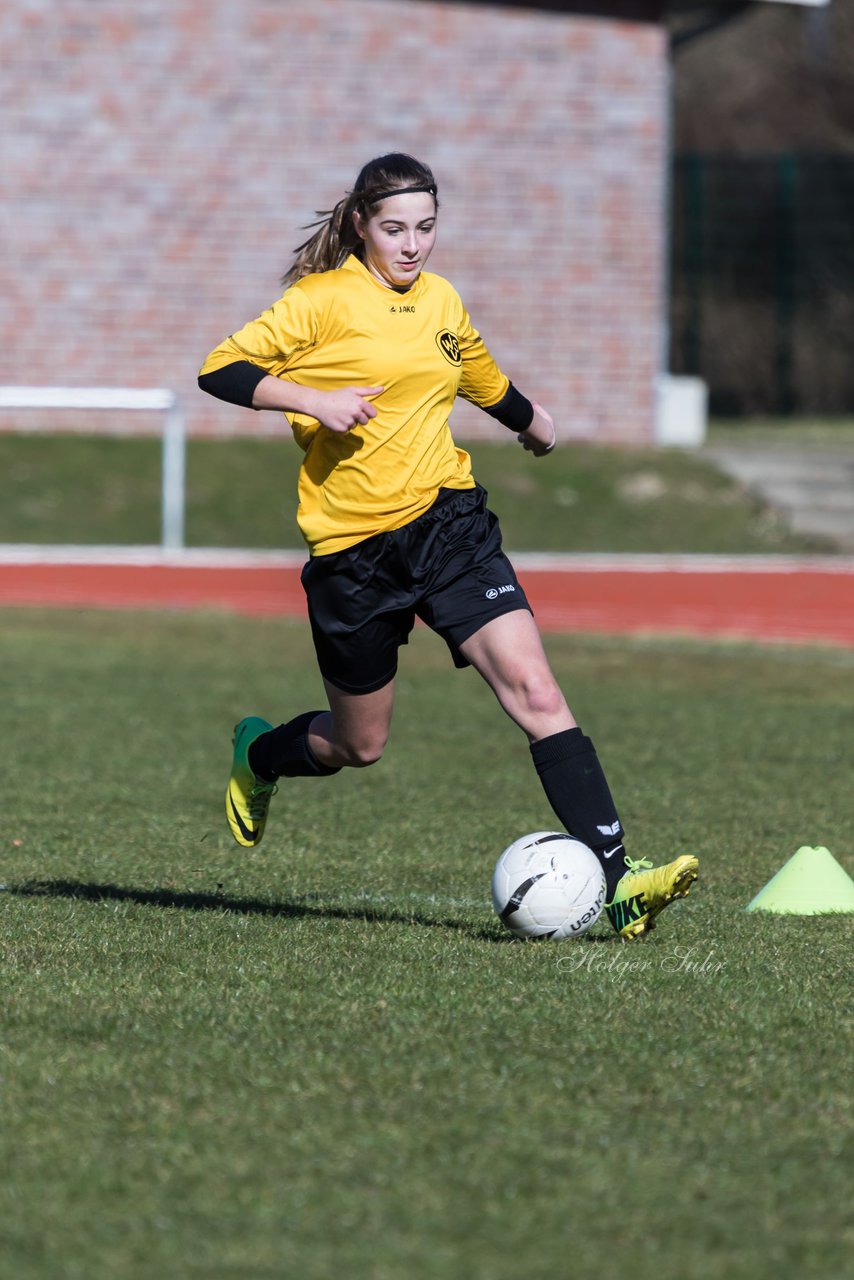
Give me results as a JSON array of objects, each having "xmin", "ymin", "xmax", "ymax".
[{"xmin": 485, "ymin": 585, "xmax": 516, "ymax": 600}]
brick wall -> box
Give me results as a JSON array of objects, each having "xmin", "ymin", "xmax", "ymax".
[{"xmin": 0, "ymin": 0, "xmax": 669, "ymax": 442}]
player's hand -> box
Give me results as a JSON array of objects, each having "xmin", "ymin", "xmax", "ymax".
[
  {"xmin": 517, "ymin": 401, "xmax": 557, "ymax": 456},
  {"xmin": 312, "ymin": 386, "xmax": 385, "ymax": 433}
]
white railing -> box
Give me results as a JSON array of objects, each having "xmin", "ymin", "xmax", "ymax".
[{"xmin": 0, "ymin": 386, "xmax": 186, "ymax": 549}]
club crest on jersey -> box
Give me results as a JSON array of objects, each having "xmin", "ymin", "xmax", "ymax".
[{"xmin": 436, "ymin": 329, "xmax": 461, "ymax": 365}]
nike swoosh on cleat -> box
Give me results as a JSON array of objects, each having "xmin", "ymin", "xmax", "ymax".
[{"xmin": 229, "ymin": 790, "xmax": 260, "ymax": 843}]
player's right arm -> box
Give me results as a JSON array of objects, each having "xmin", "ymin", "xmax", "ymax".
[
  {"xmin": 198, "ymin": 288, "xmax": 382, "ymax": 433},
  {"xmin": 248, "ymin": 373, "xmax": 383, "ymax": 433}
]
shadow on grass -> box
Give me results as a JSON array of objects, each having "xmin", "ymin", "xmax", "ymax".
[
  {"xmin": 8, "ymin": 878, "xmax": 620, "ymax": 945},
  {"xmin": 9, "ymin": 877, "xmax": 524, "ymax": 943}
]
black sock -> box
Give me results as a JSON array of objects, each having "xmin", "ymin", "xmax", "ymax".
[
  {"xmin": 249, "ymin": 711, "xmax": 341, "ymax": 780},
  {"xmin": 530, "ymin": 727, "xmax": 627, "ymax": 899}
]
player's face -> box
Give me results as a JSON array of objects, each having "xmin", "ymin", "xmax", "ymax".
[{"xmin": 354, "ymin": 191, "xmax": 437, "ymax": 289}]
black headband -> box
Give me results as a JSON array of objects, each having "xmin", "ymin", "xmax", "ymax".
[{"xmin": 364, "ymin": 184, "xmax": 437, "ymax": 204}]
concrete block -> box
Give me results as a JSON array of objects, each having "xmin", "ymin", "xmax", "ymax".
[{"xmin": 655, "ymin": 374, "xmax": 708, "ymax": 447}]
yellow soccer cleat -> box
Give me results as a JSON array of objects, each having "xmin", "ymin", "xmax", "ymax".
[
  {"xmin": 225, "ymin": 716, "xmax": 276, "ymax": 848},
  {"xmin": 605, "ymin": 854, "xmax": 699, "ymax": 940}
]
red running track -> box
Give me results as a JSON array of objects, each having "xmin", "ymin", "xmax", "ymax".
[{"xmin": 1, "ymin": 552, "xmax": 853, "ymax": 647}]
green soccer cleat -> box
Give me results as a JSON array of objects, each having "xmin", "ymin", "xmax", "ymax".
[
  {"xmin": 226, "ymin": 716, "xmax": 276, "ymax": 848},
  {"xmin": 605, "ymin": 854, "xmax": 699, "ymax": 940}
]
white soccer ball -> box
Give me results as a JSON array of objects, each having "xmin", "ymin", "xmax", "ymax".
[{"xmin": 492, "ymin": 831, "xmax": 606, "ymax": 940}]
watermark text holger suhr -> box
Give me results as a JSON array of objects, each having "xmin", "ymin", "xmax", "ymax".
[{"xmin": 558, "ymin": 944, "xmax": 725, "ymax": 981}]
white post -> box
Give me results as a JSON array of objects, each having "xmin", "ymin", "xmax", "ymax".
[{"xmin": 0, "ymin": 386, "xmax": 185, "ymax": 551}]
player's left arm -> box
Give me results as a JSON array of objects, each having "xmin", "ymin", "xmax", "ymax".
[
  {"xmin": 456, "ymin": 309, "xmax": 556, "ymax": 457},
  {"xmin": 516, "ymin": 401, "xmax": 556, "ymax": 456}
]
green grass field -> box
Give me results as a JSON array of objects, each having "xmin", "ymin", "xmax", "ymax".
[
  {"xmin": 0, "ymin": 431, "xmax": 837, "ymax": 553},
  {"xmin": 2, "ymin": 608, "xmax": 852, "ymax": 1279}
]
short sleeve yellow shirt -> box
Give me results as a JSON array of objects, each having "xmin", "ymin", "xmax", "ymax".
[{"xmin": 199, "ymin": 255, "xmax": 510, "ymax": 555}]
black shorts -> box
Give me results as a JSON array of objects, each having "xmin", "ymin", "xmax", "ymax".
[{"xmin": 300, "ymin": 485, "xmax": 532, "ymax": 694}]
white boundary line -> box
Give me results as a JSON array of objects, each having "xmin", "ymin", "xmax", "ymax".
[
  {"xmin": 512, "ymin": 552, "xmax": 854, "ymax": 574},
  {"xmin": 0, "ymin": 544, "xmax": 306, "ymax": 568},
  {"xmin": 0, "ymin": 545, "xmax": 852, "ymax": 574}
]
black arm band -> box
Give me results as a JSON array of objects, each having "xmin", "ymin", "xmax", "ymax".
[
  {"xmin": 198, "ymin": 361, "xmax": 268, "ymax": 409},
  {"xmin": 482, "ymin": 382, "xmax": 535, "ymax": 433}
]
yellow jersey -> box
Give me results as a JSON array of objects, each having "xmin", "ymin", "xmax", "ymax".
[{"xmin": 199, "ymin": 254, "xmax": 510, "ymax": 555}]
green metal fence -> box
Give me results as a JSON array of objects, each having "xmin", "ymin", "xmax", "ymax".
[{"xmin": 670, "ymin": 154, "xmax": 854, "ymax": 416}]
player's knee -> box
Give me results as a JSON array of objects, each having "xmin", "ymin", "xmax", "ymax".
[
  {"xmin": 338, "ymin": 731, "xmax": 387, "ymax": 769},
  {"xmin": 520, "ymin": 671, "xmax": 566, "ymax": 719}
]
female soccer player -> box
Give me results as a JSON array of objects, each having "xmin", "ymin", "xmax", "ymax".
[{"xmin": 199, "ymin": 152, "xmax": 698, "ymax": 940}]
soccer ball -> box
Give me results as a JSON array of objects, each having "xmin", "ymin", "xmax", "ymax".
[{"xmin": 492, "ymin": 831, "xmax": 606, "ymax": 940}]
